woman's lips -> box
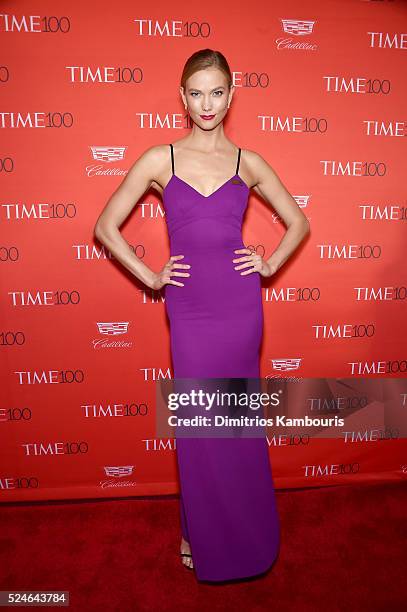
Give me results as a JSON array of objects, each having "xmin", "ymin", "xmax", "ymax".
[{"xmin": 200, "ymin": 114, "xmax": 215, "ymax": 120}]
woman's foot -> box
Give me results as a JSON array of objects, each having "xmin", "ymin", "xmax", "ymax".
[{"xmin": 180, "ymin": 536, "xmax": 194, "ymax": 569}]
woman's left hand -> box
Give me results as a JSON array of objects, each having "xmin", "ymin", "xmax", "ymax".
[{"xmin": 232, "ymin": 248, "xmax": 277, "ymax": 278}]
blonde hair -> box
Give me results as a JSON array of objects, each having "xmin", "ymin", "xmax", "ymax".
[{"xmin": 180, "ymin": 49, "xmax": 232, "ymax": 91}]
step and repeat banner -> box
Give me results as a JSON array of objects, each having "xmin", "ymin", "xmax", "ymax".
[{"xmin": 1, "ymin": 0, "xmax": 406, "ymax": 501}]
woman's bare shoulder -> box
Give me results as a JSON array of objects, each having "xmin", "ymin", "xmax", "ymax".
[
  {"xmin": 241, "ymin": 147, "xmax": 268, "ymax": 165},
  {"xmin": 127, "ymin": 144, "xmax": 171, "ymax": 183},
  {"xmin": 134, "ymin": 143, "xmax": 170, "ymax": 165},
  {"xmin": 242, "ymin": 148, "xmax": 278, "ymax": 175}
]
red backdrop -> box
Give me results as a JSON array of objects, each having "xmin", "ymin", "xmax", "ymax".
[{"xmin": 1, "ymin": 0, "xmax": 406, "ymax": 501}]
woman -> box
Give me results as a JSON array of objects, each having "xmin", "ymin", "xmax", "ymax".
[{"xmin": 94, "ymin": 48, "xmax": 309, "ymax": 582}]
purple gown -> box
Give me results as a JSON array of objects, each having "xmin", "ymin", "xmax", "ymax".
[{"xmin": 163, "ymin": 143, "xmax": 280, "ymax": 582}]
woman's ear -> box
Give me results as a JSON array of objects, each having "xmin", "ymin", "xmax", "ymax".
[{"xmin": 228, "ymin": 84, "xmax": 235, "ymax": 108}]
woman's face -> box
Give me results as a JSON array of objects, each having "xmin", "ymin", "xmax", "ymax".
[{"xmin": 181, "ymin": 68, "xmax": 234, "ymax": 129}]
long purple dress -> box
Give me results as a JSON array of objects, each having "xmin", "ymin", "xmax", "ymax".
[{"xmin": 163, "ymin": 143, "xmax": 280, "ymax": 582}]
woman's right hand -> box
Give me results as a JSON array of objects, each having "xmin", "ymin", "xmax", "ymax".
[{"xmin": 150, "ymin": 255, "xmax": 191, "ymax": 290}]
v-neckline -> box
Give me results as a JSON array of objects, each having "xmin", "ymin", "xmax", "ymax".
[{"xmin": 163, "ymin": 174, "xmax": 249, "ymax": 199}]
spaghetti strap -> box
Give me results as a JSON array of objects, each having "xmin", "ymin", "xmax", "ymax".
[
  {"xmin": 169, "ymin": 143, "xmax": 175, "ymax": 175},
  {"xmin": 236, "ymin": 147, "xmax": 241, "ymax": 175}
]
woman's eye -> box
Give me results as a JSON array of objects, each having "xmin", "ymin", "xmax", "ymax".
[{"xmin": 190, "ymin": 91, "xmax": 223, "ymax": 97}]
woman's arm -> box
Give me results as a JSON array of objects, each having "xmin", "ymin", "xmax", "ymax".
[
  {"xmin": 247, "ymin": 150, "xmax": 310, "ymax": 274},
  {"xmin": 94, "ymin": 145, "xmax": 166, "ymax": 289}
]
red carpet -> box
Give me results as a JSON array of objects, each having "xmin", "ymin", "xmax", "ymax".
[{"xmin": 1, "ymin": 481, "xmax": 405, "ymax": 611}]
